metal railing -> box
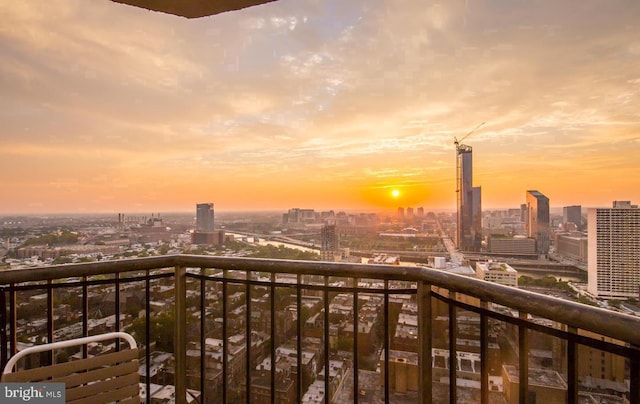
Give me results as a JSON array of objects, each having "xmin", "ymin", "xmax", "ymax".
[{"xmin": 1, "ymin": 255, "xmax": 639, "ymax": 403}]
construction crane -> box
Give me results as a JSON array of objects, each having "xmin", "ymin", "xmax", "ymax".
[
  {"xmin": 454, "ymin": 121, "xmax": 486, "ymax": 251},
  {"xmin": 455, "ymin": 121, "xmax": 486, "ymax": 194},
  {"xmin": 454, "ymin": 121, "xmax": 486, "ymax": 149}
]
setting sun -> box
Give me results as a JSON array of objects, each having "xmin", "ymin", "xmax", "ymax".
[{"xmin": 391, "ymin": 189, "xmax": 400, "ymax": 198}]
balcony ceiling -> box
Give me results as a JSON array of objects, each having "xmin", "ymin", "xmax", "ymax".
[{"xmin": 110, "ymin": 0, "xmax": 280, "ymax": 18}]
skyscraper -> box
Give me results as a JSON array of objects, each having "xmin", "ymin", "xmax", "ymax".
[
  {"xmin": 196, "ymin": 203, "xmax": 214, "ymax": 232},
  {"xmin": 525, "ymin": 191, "xmax": 550, "ymax": 255},
  {"xmin": 456, "ymin": 143, "xmax": 482, "ymax": 251},
  {"xmin": 320, "ymin": 224, "xmax": 339, "ymax": 262},
  {"xmin": 588, "ymin": 201, "xmax": 640, "ymax": 299},
  {"xmin": 562, "ymin": 205, "xmax": 582, "ymax": 230},
  {"xmin": 520, "ymin": 203, "xmax": 527, "ymax": 224}
]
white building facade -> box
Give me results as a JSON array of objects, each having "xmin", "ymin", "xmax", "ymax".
[
  {"xmin": 476, "ymin": 261, "xmax": 518, "ymax": 288},
  {"xmin": 588, "ymin": 201, "xmax": 640, "ymax": 299}
]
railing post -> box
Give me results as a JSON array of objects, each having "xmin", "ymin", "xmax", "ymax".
[
  {"xmin": 353, "ymin": 277, "xmax": 359, "ymax": 404},
  {"xmin": 82, "ymin": 277, "xmax": 88, "ymax": 359},
  {"xmin": 384, "ymin": 280, "xmax": 390, "ymax": 404},
  {"xmin": 480, "ymin": 300, "xmax": 489, "ymax": 404},
  {"xmin": 518, "ymin": 311, "xmax": 528, "ymax": 404},
  {"xmin": 296, "ymin": 274, "xmax": 303, "ymax": 403},
  {"xmin": 46, "ymin": 280, "xmax": 54, "ymax": 365},
  {"xmin": 417, "ymin": 282, "xmax": 432, "ymax": 404},
  {"xmin": 631, "ymin": 345, "xmax": 640, "ymax": 404},
  {"xmin": 324, "ymin": 276, "xmax": 330, "ymax": 404},
  {"xmin": 0, "ymin": 287, "xmax": 6, "ymax": 369},
  {"xmin": 567, "ymin": 326, "xmax": 578, "ymax": 404},
  {"xmin": 115, "ymin": 273, "xmax": 121, "ymax": 351},
  {"xmin": 200, "ymin": 268, "xmax": 206, "ymax": 402},
  {"xmin": 175, "ymin": 265, "xmax": 187, "ymax": 404},
  {"xmin": 9, "ymin": 284, "xmax": 16, "ymax": 360},
  {"xmin": 245, "ymin": 270, "xmax": 251, "ymax": 404},
  {"xmin": 271, "ymin": 272, "xmax": 276, "ymax": 404},
  {"xmin": 448, "ymin": 291, "xmax": 457, "ymax": 403}
]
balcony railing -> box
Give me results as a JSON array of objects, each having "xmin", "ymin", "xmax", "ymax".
[{"xmin": 1, "ymin": 255, "xmax": 639, "ymax": 403}]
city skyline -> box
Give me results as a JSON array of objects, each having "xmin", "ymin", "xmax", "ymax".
[{"xmin": 2, "ymin": 0, "xmax": 640, "ymax": 214}]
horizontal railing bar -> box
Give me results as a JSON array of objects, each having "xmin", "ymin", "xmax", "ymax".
[
  {"xmin": 185, "ymin": 272, "xmax": 416, "ymax": 295},
  {"xmin": 2, "ymin": 255, "xmax": 640, "ymax": 347},
  {"xmin": 5, "ymin": 272, "xmax": 173, "ymax": 292},
  {"xmin": 0, "ymin": 256, "xmax": 178, "ymax": 284},
  {"xmin": 433, "ymin": 291, "xmax": 639, "ymax": 357}
]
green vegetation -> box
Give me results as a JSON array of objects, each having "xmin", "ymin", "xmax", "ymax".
[
  {"xmin": 53, "ymin": 257, "xmax": 73, "ymax": 265},
  {"xmin": 519, "ymin": 275, "xmax": 599, "ymax": 306},
  {"xmin": 127, "ymin": 312, "xmax": 175, "ymax": 352},
  {"xmin": 518, "ymin": 275, "xmax": 573, "ymax": 293},
  {"xmin": 249, "ymin": 244, "xmax": 319, "ymax": 261},
  {"xmin": 21, "ymin": 231, "xmax": 79, "ymax": 247},
  {"xmin": 339, "ymin": 234, "xmax": 443, "ymax": 252},
  {"xmin": 185, "ymin": 240, "xmax": 249, "ymax": 255},
  {"xmin": 577, "ymin": 294, "xmax": 598, "ymax": 306},
  {"xmin": 608, "ymin": 299, "xmax": 622, "ymax": 309}
]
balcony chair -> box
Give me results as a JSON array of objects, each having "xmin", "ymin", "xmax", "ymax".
[{"xmin": 2, "ymin": 331, "xmax": 140, "ymax": 404}]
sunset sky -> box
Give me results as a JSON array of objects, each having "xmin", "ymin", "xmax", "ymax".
[{"xmin": 1, "ymin": 0, "xmax": 640, "ymax": 214}]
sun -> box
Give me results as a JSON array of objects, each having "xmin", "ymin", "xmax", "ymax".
[{"xmin": 391, "ymin": 189, "xmax": 400, "ymax": 198}]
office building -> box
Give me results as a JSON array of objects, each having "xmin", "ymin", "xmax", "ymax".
[
  {"xmin": 562, "ymin": 205, "xmax": 582, "ymax": 230},
  {"xmin": 196, "ymin": 203, "xmax": 214, "ymax": 232},
  {"xmin": 456, "ymin": 143, "xmax": 482, "ymax": 251},
  {"xmin": 588, "ymin": 201, "xmax": 640, "ymax": 299},
  {"xmin": 192, "ymin": 230, "xmax": 226, "ymax": 245},
  {"xmin": 525, "ymin": 191, "xmax": 550, "ymax": 255},
  {"xmin": 487, "ymin": 236, "xmax": 536, "ymax": 256},
  {"xmin": 555, "ymin": 234, "xmax": 588, "ymax": 263},
  {"xmin": 320, "ymin": 224, "xmax": 339, "ymax": 262},
  {"xmin": 282, "ymin": 208, "xmax": 317, "ymax": 225}
]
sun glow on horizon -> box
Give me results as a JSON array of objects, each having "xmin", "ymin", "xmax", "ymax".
[{"xmin": 391, "ymin": 189, "xmax": 400, "ymax": 198}]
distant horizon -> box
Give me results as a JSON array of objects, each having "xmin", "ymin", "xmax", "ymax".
[{"xmin": 0, "ymin": 203, "xmax": 624, "ymax": 218}]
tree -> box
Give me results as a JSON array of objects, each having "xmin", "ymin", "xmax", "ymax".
[{"xmin": 126, "ymin": 312, "xmax": 175, "ymax": 352}]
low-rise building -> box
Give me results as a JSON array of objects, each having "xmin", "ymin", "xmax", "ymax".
[
  {"xmin": 555, "ymin": 233, "xmax": 588, "ymax": 263},
  {"xmin": 502, "ymin": 365, "xmax": 567, "ymax": 404},
  {"xmin": 476, "ymin": 261, "xmax": 518, "ymax": 288}
]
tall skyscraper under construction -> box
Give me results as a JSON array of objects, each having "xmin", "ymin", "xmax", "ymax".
[
  {"xmin": 456, "ymin": 142, "xmax": 482, "ymax": 251},
  {"xmin": 196, "ymin": 203, "xmax": 214, "ymax": 232}
]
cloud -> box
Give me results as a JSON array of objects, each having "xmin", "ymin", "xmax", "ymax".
[{"xmin": 1, "ymin": 0, "xmax": 640, "ymax": 212}]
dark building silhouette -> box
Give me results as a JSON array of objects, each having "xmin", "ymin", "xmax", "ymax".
[
  {"xmin": 196, "ymin": 203, "xmax": 214, "ymax": 232},
  {"xmin": 562, "ymin": 205, "xmax": 582, "ymax": 230},
  {"xmin": 320, "ymin": 224, "xmax": 339, "ymax": 262}
]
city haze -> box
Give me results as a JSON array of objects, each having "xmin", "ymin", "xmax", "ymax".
[{"xmin": 1, "ymin": 0, "xmax": 640, "ymax": 214}]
